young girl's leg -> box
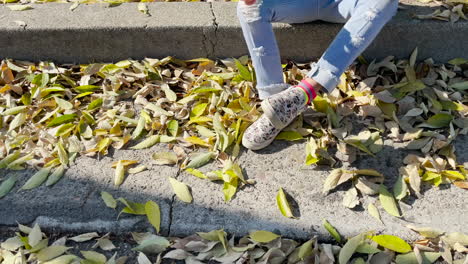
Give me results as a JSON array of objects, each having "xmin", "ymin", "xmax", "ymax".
[
  {"xmin": 306, "ymin": 0, "xmax": 399, "ymax": 93},
  {"xmin": 237, "ymin": 0, "xmax": 320, "ymax": 99},
  {"xmin": 242, "ymin": 0, "xmax": 399, "ymax": 150}
]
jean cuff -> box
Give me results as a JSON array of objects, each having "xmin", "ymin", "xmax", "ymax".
[
  {"xmin": 257, "ymin": 83, "xmax": 290, "ymax": 100},
  {"xmin": 306, "ymin": 62, "xmax": 340, "ymax": 93}
]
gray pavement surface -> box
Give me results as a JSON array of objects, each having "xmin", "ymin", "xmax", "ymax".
[
  {"xmin": 1, "ymin": 134, "xmax": 467, "ymax": 240},
  {"xmin": 0, "ymin": 1, "xmax": 467, "ymax": 63}
]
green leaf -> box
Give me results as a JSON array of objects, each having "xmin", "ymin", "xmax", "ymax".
[
  {"xmin": 0, "ymin": 175, "xmax": 17, "ymax": 199},
  {"xmin": 424, "ymin": 113, "xmax": 453, "ymax": 128},
  {"xmin": 81, "ymin": 250, "xmax": 106, "ymax": 263},
  {"xmin": 298, "ymin": 239, "xmax": 314, "ymax": 260},
  {"xmin": 132, "ymin": 236, "xmax": 170, "ymax": 255},
  {"xmin": 249, "ymin": 230, "xmax": 280, "ymax": 243},
  {"xmin": 145, "ymin": 201, "xmax": 161, "ymax": 233},
  {"xmin": 234, "ymin": 59, "xmax": 252, "ymax": 81},
  {"xmin": 166, "ymin": 120, "xmax": 179, "ymax": 137},
  {"xmin": 393, "ymin": 175, "xmax": 409, "ymax": 201},
  {"xmin": 338, "ymin": 234, "xmax": 365, "ymax": 264},
  {"xmin": 276, "ymin": 188, "xmax": 294, "ymax": 218},
  {"xmin": 36, "ymin": 246, "xmax": 71, "ymax": 262},
  {"xmin": 186, "ymin": 152, "xmax": 214, "ymax": 169},
  {"xmin": 185, "ymin": 168, "xmax": 207, "ymax": 179},
  {"xmin": 47, "ymin": 114, "xmax": 77, "ymax": 127},
  {"xmin": 42, "ymin": 255, "xmax": 77, "ymax": 264},
  {"xmin": 130, "ymin": 135, "xmax": 160, "ymax": 150},
  {"xmin": 21, "ymin": 168, "xmax": 51, "ymax": 190},
  {"xmin": 367, "ymin": 203, "xmax": 382, "ymax": 224},
  {"xmin": 118, "ymin": 198, "xmax": 146, "ymax": 215},
  {"xmin": 450, "ymin": 81, "xmax": 468, "ymax": 91},
  {"xmin": 190, "ymin": 103, "xmax": 208, "ymax": 118},
  {"xmin": 87, "ymin": 98, "xmax": 103, "ymax": 111},
  {"xmin": 54, "ymin": 97, "xmax": 73, "ymax": 110},
  {"xmin": 101, "ymin": 191, "xmax": 117, "ymax": 209},
  {"xmin": 197, "ymin": 229, "xmax": 227, "ymax": 252},
  {"xmin": 114, "ymin": 160, "xmax": 126, "ymax": 186},
  {"xmin": 344, "ymin": 139, "xmax": 375, "ymax": 156},
  {"xmin": 45, "ymin": 166, "xmax": 65, "ymax": 186},
  {"xmin": 1, "ymin": 105, "xmax": 28, "ymax": 116},
  {"xmin": 222, "ymin": 176, "xmax": 238, "ymax": 202},
  {"xmin": 168, "ymin": 177, "xmax": 192, "ymax": 203},
  {"xmin": 275, "ymin": 131, "xmax": 304, "ymax": 141},
  {"xmin": 379, "ymin": 185, "xmax": 401, "ymax": 217},
  {"xmin": 132, "ymin": 116, "xmax": 146, "ymax": 139},
  {"xmin": 371, "ymin": 235, "xmax": 412, "ymax": 253},
  {"xmin": 355, "ymin": 242, "xmax": 381, "ymax": 254},
  {"xmin": 395, "ymin": 252, "xmax": 441, "ymax": 264},
  {"xmin": 0, "ymin": 151, "xmax": 21, "ymax": 169},
  {"xmin": 9, "ymin": 112, "xmax": 26, "ymax": 131},
  {"xmin": 323, "ymin": 219, "xmax": 341, "ymax": 242},
  {"xmin": 74, "ymin": 85, "xmax": 100, "ymax": 93},
  {"xmin": 441, "ymin": 170, "xmax": 465, "ymax": 180},
  {"xmin": 448, "ymin": 58, "xmax": 468, "ymax": 65},
  {"xmin": 56, "ymin": 142, "xmax": 69, "ymax": 166}
]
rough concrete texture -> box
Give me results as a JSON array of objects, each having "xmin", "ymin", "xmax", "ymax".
[
  {"xmin": 170, "ymin": 135, "xmax": 468, "ymax": 241},
  {"xmin": 1, "ymin": 135, "xmax": 467, "ymax": 240},
  {"xmin": 0, "ymin": 144, "xmax": 178, "ymax": 236},
  {"xmin": 0, "ymin": 3, "xmax": 214, "ymax": 63},
  {"xmin": 1, "ymin": 1, "xmax": 467, "ymax": 63}
]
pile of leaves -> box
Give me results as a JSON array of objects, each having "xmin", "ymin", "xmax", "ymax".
[
  {"xmin": 1, "ymin": 223, "xmax": 467, "ymax": 263},
  {"xmin": 414, "ymin": 0, "xmax": 468, "ymax": 22},
  {"xmin": 0, "ymin": 48, "xmax": 468, "ymax": 214}
]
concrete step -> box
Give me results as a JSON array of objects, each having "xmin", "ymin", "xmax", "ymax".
[
  {"xmin": 0, "ymin": 1, "xmax": 467, "ymax": 63},
  {"xmin": 1, "ymin": 136, "xmax": 467, "ymax": 241}
]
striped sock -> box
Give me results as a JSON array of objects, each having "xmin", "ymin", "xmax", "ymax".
[{"xmin": 296, "ymin": 80, "xmax": 317, "ymax": 105}]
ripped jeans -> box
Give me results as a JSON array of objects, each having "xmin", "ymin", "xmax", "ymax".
[{"xmin": 237, "ymin": 0, "xmax": 399, "ymax": 99}]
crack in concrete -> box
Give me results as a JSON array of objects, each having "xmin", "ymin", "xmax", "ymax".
[
  {"xmin": 208, "ymin": 2, "xmax": 219, "ymax": 58},
  {"xmin": 167, "ymin": 167, "xmax": 181, "ymax": 236}
]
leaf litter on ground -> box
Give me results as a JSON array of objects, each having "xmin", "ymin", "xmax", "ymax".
[{"xmin": 2, "ymin": 223, "xmax": 467, "ymax": 264}]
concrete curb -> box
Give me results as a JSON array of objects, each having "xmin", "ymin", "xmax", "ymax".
[
  {"xmin": 1, "ymin": 137, "xmax": 467, "ymax": 241},
  {"xmin": 0, "ymin": 2, "xmax": 467, "ymax": 63}
]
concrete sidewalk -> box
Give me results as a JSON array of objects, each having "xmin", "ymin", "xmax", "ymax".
[
  {"xmin": 1, "ymin": 135, "xmax": 467, "ymax": 241},
  {"xmin": 0, "ymin": 1, "xmax": 467, "ymax": 63}
]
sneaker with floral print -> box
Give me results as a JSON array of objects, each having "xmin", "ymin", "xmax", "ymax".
[{"xmin": 242, "ymin": 82, "xmax": 313, "ymax": 150}]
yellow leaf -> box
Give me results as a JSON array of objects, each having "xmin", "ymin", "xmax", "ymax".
[
  {"xmin": 371, "ymin": 235, "xmax": 412, "ymax": 253},
  {"xmin": 442, "ymin": 170, "xmax": 465, "ymax": 180},
  {"xmin": 111, "ymin": 160, "xmax": 138, "ymax": 168},
  {"xmin": 276, "ymin": 188, "xmax": 294, "ymax": 218},
  {"xmin": 114, "ymin": 160, "xmax": 126, "ymax": 186},
  {"xmin": 249, "ymin": 231, "xmax": 280, "ymax": 243},
  {"xmin": 168, "ymin": 177, "xmax": 192, "ymax": 203},
  {"xmin": 379, "ymin": 185, "xmax": 401, "ymax": 218},
  {"xmin": 184, "ymin": 136, "xmax": 211, "ymax": 147},
  {"xmin": 145, "ymin": 201, "xmax": 161, "ymax": 233}
]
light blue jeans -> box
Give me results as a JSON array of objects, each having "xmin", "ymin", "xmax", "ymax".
[{"xmin": 237, "ymin": 0, "xmax": 399, "ymax": 99}]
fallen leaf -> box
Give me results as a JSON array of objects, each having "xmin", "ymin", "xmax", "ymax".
[
  {"xmin": 276, "ymin": 187, "xmax": 294, "ymax": 218},
  {"xmin": 371, "ymin": 235, "xmax": 412, "ymax": 253},
  {"xmin": 323, "ymin": 219, "xmax": 341, "ymax": 242},
  {"xmin": 168, "ymin": 177, "xmax": 192, "ymax": 203},
  {"xmin": 145, "ymin": 201, "xmax": 161, "ymax": 233},
  {"xmin": 379, "ymin": 185, "xmax": 401, "ymax": 217},
  {"xmin": 249, "ymin": 231, "xmax": 280, "ymax": 243},
  {"xmin": 101, "ymin": 191, "xmax": 117, "ymax": 209}
]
